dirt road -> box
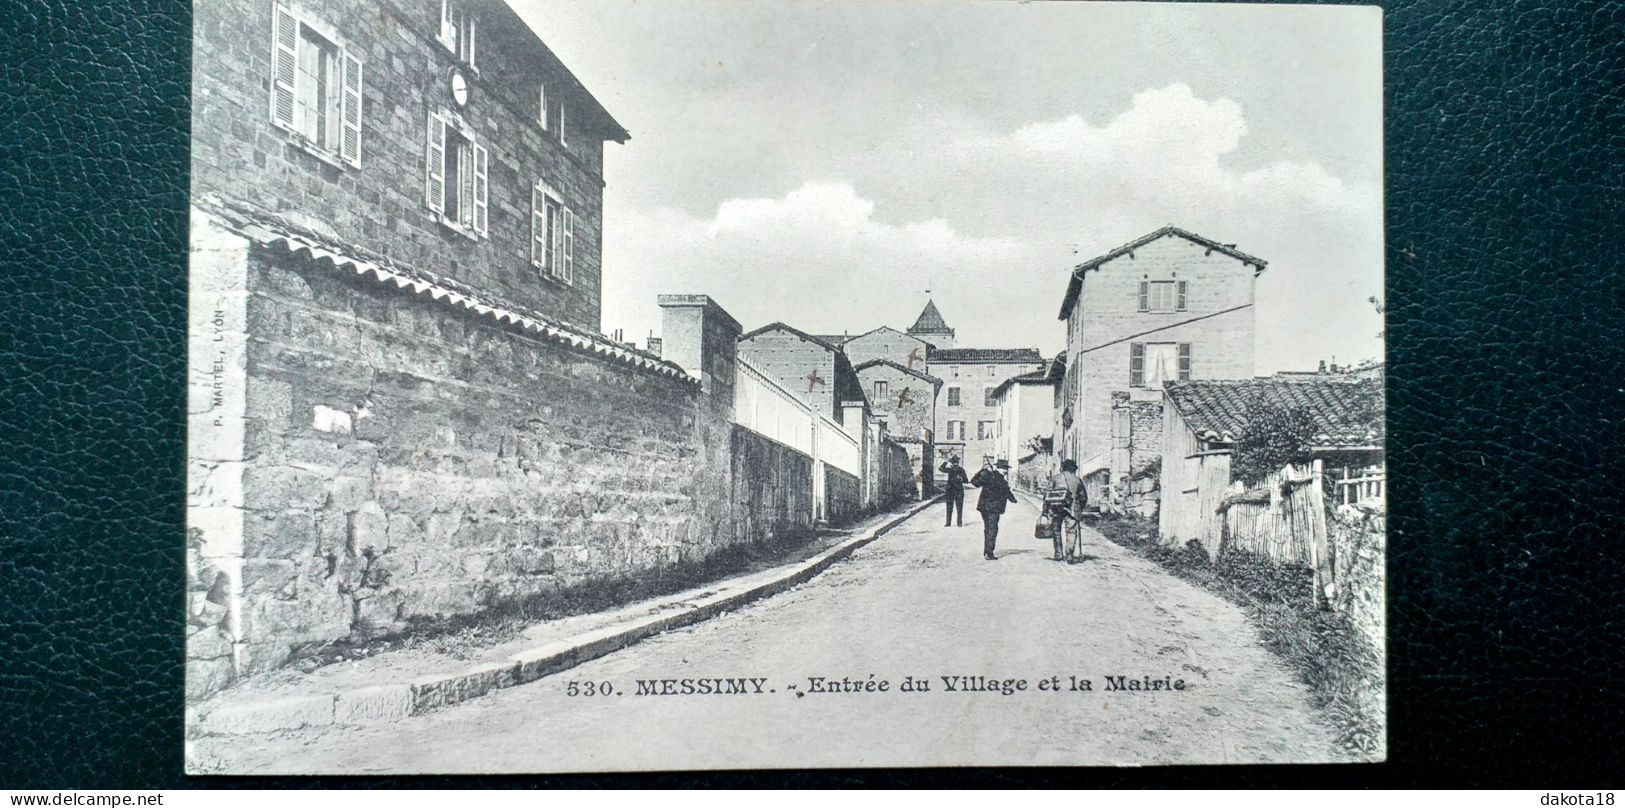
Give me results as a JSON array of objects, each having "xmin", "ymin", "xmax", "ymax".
[{"xmin": 193, "ymin": 499, "xmax": 1345, "ymax": 773}]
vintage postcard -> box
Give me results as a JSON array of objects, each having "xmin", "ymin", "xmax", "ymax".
[{"xmin": 184, "ymin": 0, "xmax": 1385, "ymax": 773}]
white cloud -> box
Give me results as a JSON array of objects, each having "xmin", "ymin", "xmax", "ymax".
[
  {"xmin": 603, "ymin": 181, "xmax": 1034, "ymax": 344},
  {"xmin": 602, "ymin": 83, "xmax": 1382, "ymax": 372}
]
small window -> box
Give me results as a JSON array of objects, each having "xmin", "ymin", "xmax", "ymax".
[
  {"xmin": 947, "ymin": 387, "xmax": 961, "ymax": 407},
  {"xmin": 983, "ymin": 387, "xmax": 997, "ymax": 407},
  {"xmin": 439, "ymin": 0, "xmax": 477, "ymax": 67},
  {"xmin": 873, "ymin": 380, "xmax": 888, "ymax": 401},
  {"xmin": 988, "ymin": 366, "xmax": 997, "ymax": 377},
  {"xmin": 270, "ymin": 5, "xmax": 362, "ymax": 167},
  {"xmin": 538, "ymin": 83, "xmax": 548, "ymax": 129},
  {"xmin": 1138, "ymin": 280, "xmax": 1185, "ymax": 313},
  {"xmin": 531, "ymin": 183, "xmax": 574, "ymax": 283},
  {"xmin": 426, "ymin": 113, "xmax": 487, "ymax": 236},
  {"xmin": 558, "ymin": 103, "xmax": 568, "ymax": 147},
  {"xmin": 978, "ymin": 421, "xmax": 995, "ymax": 440}
]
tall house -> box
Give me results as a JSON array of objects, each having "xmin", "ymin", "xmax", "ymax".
[
  {"xmin": 192, "ymin": 0, "xmax": 629, "ymax": 330},
  {"xmin": 930, "ymin": 347, "xmax": 1047, "ymax": 466},
  {"xmin": 1056, "ymin": 226, "xmax": 1264, "ymax": 475}
]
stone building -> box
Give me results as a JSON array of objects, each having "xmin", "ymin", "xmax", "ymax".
[
  {"xmin": 192, "ymin": 0, "xmax": 629, "ymax": 331},
  {"xmin": 1055, "ymin": 226, "xmax": 1265, "ymax": 479},
  {"xmin": 736, "ymin": 322, "xmax": 865, "ymax": 424},
  {"xmin": 820, "ymin": 300, "xmax": 1043, "ymax": 472},
  {"xmin": 854, "ymin": 358, "xmax": 942, "ymax": 493},
  {"xmin": 930, "ymin": 347, "xmax": 1048, "ymax": 466}
]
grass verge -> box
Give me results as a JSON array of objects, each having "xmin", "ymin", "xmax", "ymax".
[{"xmin": 1091, "ymin": 514, "xmax": 1385, "ymax": 759}]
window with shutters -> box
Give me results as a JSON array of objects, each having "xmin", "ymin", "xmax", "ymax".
[
  {"xmin": 269, "ymin": 5, "xmax": 361, "ymax": 167},
  {"xmin": 530, "ymin": 182, "xmax": 574, "ymax": 283},
  {"xmin": 438, "ymin": 0, "xmax": 477, "ymax": 67},
  {"xmin": 873, "ymin": 380, "xmax": 888, "ymax": 402},
  {"xmin": 1137, "ymin": 280, "xmax": 1186, "ymax": 313},
  {"xmin": 426, "ymin": 113, "xmax": 487, "ymax": 237},
  {"xmin": 983, "ymin": 386, "xmax": 997, "ymax": 407},
  {"xmin": 538, "ymin": 82, "xmax": 549, "ymax": 129},
  {"xmin": 1130, "ymin": 342, "xmax": 1190, "ymax": 387},
  {"xmin": 978, "ymin": 421, "xmax": 995, "ymax": 440},
  {"xmin": 947, "ymin": 386, "xmax": 961, "ymax": 407}
]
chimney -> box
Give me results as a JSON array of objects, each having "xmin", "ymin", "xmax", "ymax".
[
  {"xmin": 1318, "ymin": 360, "xmax": 1327, "ymax": 374},
  {"xmin": 657, "ymin": 295, "xmax": 742, "ymax": 400},
  {"xmin": 646, "ymin": 335, "xmax": 663, "ymax": 358}
]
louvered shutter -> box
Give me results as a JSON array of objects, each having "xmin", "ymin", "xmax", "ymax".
[
  {"xmin": 1178, "ymin": 343, "xmax": 1192, "ymax": 381},
  {"xmin": 531, "ymin": 185, "xmax": 546, "ymax": 268},
  {"xmin": 425, "ymin": 114, "xmax": 446, "ymax": 215},
  {"xmin": 271, "ymin": 4, "xmax": 297, "ymax": 128},
  {"xmin": 472, "ymin": 143, "xmax": 488, "ymax": 235},
  {"xmin": 1130, "ymin": 343, "xmax": 1145, "ymax": 387},
  {"xmin": 1177, "ymin": 280, "xmax": 1188, "ymax": 311},
  {"xmin": 1137, "ymin": 281, "xmax": 1149, "ymax": 312},
  {"xmin": 340, "ymin": 51, "xmax": 363, "ymax": 167},
  {"xmin": 561, "ymin": 208, "xmax": 574, "ymax": 282}
]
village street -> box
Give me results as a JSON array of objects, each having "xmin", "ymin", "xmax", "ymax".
[{"xmin": 198, "ymin": 500, "xmax": 1346, "ymax": 773}]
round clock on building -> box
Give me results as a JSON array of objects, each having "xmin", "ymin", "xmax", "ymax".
[{"xmin": 449, "ymin": 68, "xmax": 470, "ymax": 107}]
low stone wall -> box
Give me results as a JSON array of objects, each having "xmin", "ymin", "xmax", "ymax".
[
  {"xmin": 825, "ymin": 466, "xmax": 862, "ymax": 524},
  {"xmin": 730, "ymin": 426, "xmax": 816, "ymax": 544}
]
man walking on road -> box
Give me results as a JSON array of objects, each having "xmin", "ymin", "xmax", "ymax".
[
  {"xmin": 1045, "ymin": 459, "xmax": 1088, "ymax": 563},
  {"xmin": 971, "ymin": 459, "xmax": 1018, "ymax": 560},
  {"xmin": 939, "ymin": 455, "xmax": 970, "ymax": 527}
]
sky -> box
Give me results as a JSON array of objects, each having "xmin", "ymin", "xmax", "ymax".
[{"xmin": 510, "ymin": 0, "xmax": 1384, "ymax": 373}]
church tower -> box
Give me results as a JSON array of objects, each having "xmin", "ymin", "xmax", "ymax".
[{"xmin": 906, "ymin": 299, "xmax": 955, "ymax": 348}]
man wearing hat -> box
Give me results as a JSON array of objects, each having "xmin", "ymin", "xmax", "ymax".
[
  {"xmin": 938, "ymin": 455, "xmax": 970, "ymax": 527},
  {"xmin": 970, "ymin": 459, "xmax": 1018, "ymax": 560}
]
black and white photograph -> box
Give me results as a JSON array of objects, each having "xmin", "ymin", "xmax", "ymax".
[{"xmin": 183, "ymin": 0, "xmax": 1386, "ymax": 773}]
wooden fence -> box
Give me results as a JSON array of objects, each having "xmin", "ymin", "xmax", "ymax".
[
  {"xmin": 1219, "ymin": 459, "xmax": 1342, "ymax": 607},
  {"xmin": 1333, "ymin": 464, "xmax": 1386, "ymax": 506}
]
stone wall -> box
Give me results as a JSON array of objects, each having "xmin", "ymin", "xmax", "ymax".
[
  {"xmin": 730, "ymin": 426, "xmax": 816, "ymax": 544},
  {"xmin": 877, "ymin": 438, "xmax": 916, "ymax": 507},
  {"xmin": 212, "ymin": 242, "xmax": 736, "ymax": 684},
  {"xmin": 824, "ymin": 466, "xmax": 862, "ymax": 524},
  {"xmin": 192, "ymin": 0, "xmax": 611, "ymax": 330},
  {"xmin": 1330, "ymin": 507, "xmax": 1385, "ymax": 655},
  {"xmin": 738, "ymin": 329, "xmax": 847, "ymax": 421}
]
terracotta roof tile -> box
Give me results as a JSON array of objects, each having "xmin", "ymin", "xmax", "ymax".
[{"xmin": 1164, "ymin": 377, "xmax": 1382, "ymax": 447}]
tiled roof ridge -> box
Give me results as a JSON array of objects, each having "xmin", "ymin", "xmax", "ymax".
[
  {"xmin": 852, "ymin": 357, "xmax": 942, "ymax": 384},
  {"xmin": 738, "ymin": 321, "xmax": 845, "ymax": 353}
]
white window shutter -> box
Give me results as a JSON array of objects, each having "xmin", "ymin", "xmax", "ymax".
[
  {"xmin": 472, "ymin": 143, "xmax": 488, "ymax": 235},
  {"xmin": 270, "ymin": 4, "xmax": 297, "ymax": 128},
  {"xmin": 538, "ymin": 83, "xmax": 547, "ymax": 129},
  {"xmin": 340, "ymin": 51, "xmax": 363, "ymax": 167},
  {"xmin": 562, "ymin": 207, "xmax": 574, "ymax": 282},
  {"xmin": 426, "ymin": 114, "xmax": 445, "ymax": 215},
  {"xmin": 531, "ymin": 185, "xmax": 545, "ymax": 268},
  {"xmin": 467, "ymin": 14, "xmax": 477, "ymax": 67},
  {"xmin": 438, "ymin": 0, "xmax": 454, "ymax": 48}
]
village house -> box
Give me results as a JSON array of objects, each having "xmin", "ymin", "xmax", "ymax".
[
  {"xmin": 814, "ymin": 299, "xmax": 1044, "ymax": 477},
  {"xmin": 1158, "ymin": 376, "xmax": 1384, "ymax": 548},
  {"xmin": 736, "ymin": 322, "xmax": 867, "ymax": 424},
  {"xmin": 1055, "ymin": 226, "xmax": 1266, "ymax": 486},
  {"xmin": 989, "ymin": 369, "xmax": 1056, "ymax": 484},
  {"xmin": 193, "ymin": 0, "xmax": 629, "ymax": 329},
  {"xmin": 932, "ymin": 347, "xmax": 1048, "ymax": 467},
  {"xmin": 852, "ymin": 358, "xmax": 942, "ymax": 493}
]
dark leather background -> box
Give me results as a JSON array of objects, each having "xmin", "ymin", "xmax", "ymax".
[{"xmin": 1, "ymin": 0, "xmax": 1622, "ymax": 788}]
